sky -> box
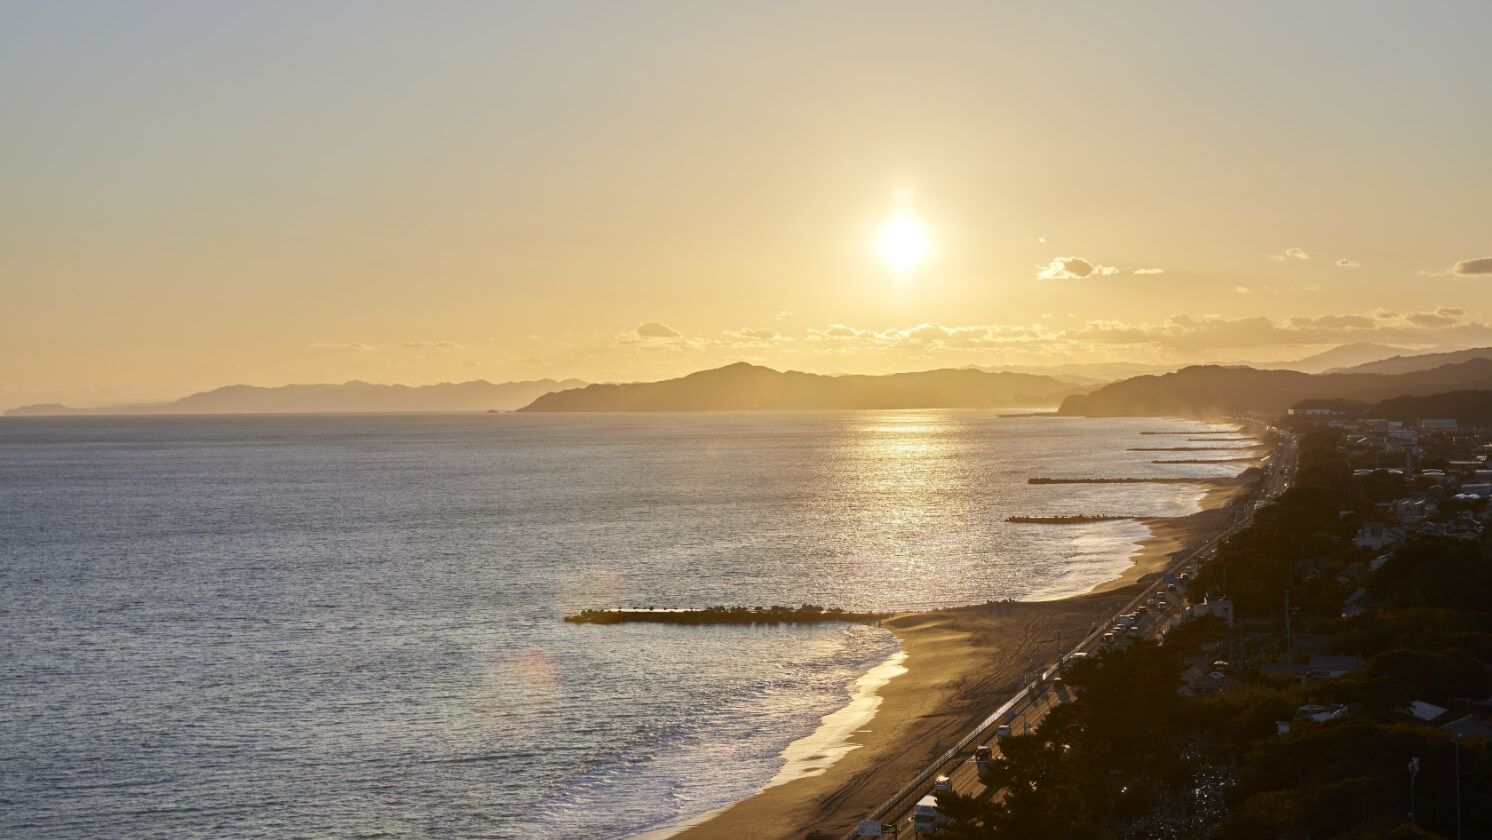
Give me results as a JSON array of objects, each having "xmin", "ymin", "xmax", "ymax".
[{"xmin": 3, "ymin": 1, "xmax": 1492, "ymax": 408}]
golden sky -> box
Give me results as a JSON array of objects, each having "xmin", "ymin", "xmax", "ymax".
[{"xmin": 3, "ymin": 2, "xmax": 1491, "ymax": 408}]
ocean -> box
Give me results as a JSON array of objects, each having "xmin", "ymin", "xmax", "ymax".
[{"xmin": 0, "ymin": 411, "xmax": 1248, "ymax": 838}]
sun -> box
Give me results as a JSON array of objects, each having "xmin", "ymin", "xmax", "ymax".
[{"xmin": 878, "ymin": 218, "xmax": 928, "ymax": 269}]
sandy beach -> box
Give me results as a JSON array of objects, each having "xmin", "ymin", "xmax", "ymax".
[{"xmin": 660, "ymin": 467, "xmax": 1260, "ymax": 840}]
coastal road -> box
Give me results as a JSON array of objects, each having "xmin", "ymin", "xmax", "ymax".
[{"xmin": 864, "ymin": 426, "xmax": 1299, "ymax": 838}]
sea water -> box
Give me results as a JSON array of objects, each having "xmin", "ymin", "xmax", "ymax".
[{"xmin": 0, "ymin": 411, "xmax": 1248, "ymax": 838}]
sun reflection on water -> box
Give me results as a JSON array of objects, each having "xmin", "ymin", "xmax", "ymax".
[{"xmin": 832, "ymin": 412, "xmax": 981, "ymax": 604}]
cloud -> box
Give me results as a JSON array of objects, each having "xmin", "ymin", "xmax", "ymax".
[
  {"xmin": 814, "ymin": 324, "xmax": 870, "ymax": 339},
  {"xmin": 636, "ymin": 307, "xmax": 1492, "ymax": 373},
  {"xmin": 722, "ymin": 328, "xmax": 791, "ymax": 346},
  {"xmin": 1234, "ymin": 286, "xmax": 1253, "ymax": 294},
  {"xmin": 775, "ymin": 310, "xmax": 794, "ymax": 321},
  {"xmin": 1037, "ymin": 256, "xmax": 1115, "ymax": 279},
  {"xmin": 507, "ymin": 356, "xmax": 543, "ymax": 364},
  {"xmin": 636, "ymin": 322, "xmax": 681, "ymax": 338},
  {"xmin": 1133, "ymin": 268, "xmax": 1165, "ymax": 275},
  {"xmin": 1268, "ymin": 248, "xmax": 1310, "ymax": 261},
  {"xmin": 804, "ymin": 322, "xmax": 1051, "ymax": 349},
  {"xmin": 1408, "ymin": 313, "xmax": 1457, "ymax": 327},
  {"xmin": 1069, "ymin": 309, "xmax": 1488, "ymax": 352},
  {"xmin": 1452, "ymin": 257, "xmax": 1492, "ymax": 276},
  {"xmin": 400, "ymin": 340, "xmax": 462, "ymax": 350},
  {"xmin": 1336, "ymin": 258, "xmax": 1359, "ymax": 267},
  {"xmin": 593, "ymin": 307, "xmax": 1492, "ymax": 374},
  {"xmin": 1288, "ymin": 314, "xmax": 1374, "ymax": 329},
  {"xmin": 312, "ymin": 342, "xmax": 377, "ymax": 352}
]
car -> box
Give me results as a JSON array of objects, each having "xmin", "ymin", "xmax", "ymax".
[
  {"xmin": 1156, "ymin": 597, "xmax": 1169, "ymax": 609},
  {"xmin": 1146, "ymin": 598, "xmax": 1157, "ymax": 608},
  {"xmin": 1210, "ymin": 660, "xmax": 1231, "ymax": 671},
  {"xmin": 1135, "ymin": 605, "xmax": 1149, "ymax": 616},
  {"xmin": 1209, "ymin": 671, "xmax": 1225, "ymax": 680},
  {"xmin": 1167, "ymin": 582, "xmax": 1178, "ymax": 592},
  {"xmin": 975, "ymin": 745, "xmax": 994, "ymax": 760},
  {"xmin": 933, "ymin": 775, "xmax": 952, "ymax": 791}
]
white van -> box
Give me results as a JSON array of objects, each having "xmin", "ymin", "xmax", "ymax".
[{"xmin": 912, "ymin": 794, "xmax": 947, "ymax": 835}]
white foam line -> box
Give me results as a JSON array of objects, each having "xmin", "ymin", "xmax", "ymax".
[
  {"xmin": 619, "ymin": 645, "xmax": 909, "ymax": 840},
  {"xmin": 765, "ymin": 649, "xmax": 908, "ymax": 788}
]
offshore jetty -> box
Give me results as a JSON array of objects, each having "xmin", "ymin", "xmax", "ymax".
[
  {"xmin": 1150, "ymin": 458, "xmax": 1255, "ymax": 464},
  {"xmin": 564, "ymin": 604, "xmax": 888, "ymax": 626},
  {"xmin": 1006, "ymin": 515, "xmax": 1133, "ymax": 524},
  {"xmin": 1127, "ymin": 446, "xmax": 1253, "ymax": 451},
  {"xmin": 1027, "ymin": 476, "xmax": 1203, "ymax": 485}
]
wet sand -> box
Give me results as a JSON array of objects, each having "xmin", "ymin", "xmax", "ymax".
[{"xmin": 658, "ymin": 467, "xmax": 1259, "ymax": 840}]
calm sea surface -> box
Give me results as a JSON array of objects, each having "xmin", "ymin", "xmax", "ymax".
[{"xmin": 0, "ymin": 412, "xmax": 1246, "ymax": 838}]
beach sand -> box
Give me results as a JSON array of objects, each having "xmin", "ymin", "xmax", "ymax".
[{"xmin": 660, "ymin": 468, "xmax": 1259, "ymax": 840}]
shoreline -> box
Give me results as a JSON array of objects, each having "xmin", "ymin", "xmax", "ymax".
[{"xmin": 647, "ymin": 463, "xmax": 1262, "ymax": 840}]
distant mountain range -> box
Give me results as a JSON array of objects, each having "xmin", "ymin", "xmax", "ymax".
[
  {"xmin": 4, "ymin": 379, "xmax": 588, "ymax": 416},
  {"xmin": 518, "ymin": 362, "xmax": 1086, "ymax": 412},
  {"xmin": 1324, "ymin": 346, "xmax": 1492, "ymax": 376},
  {"xmin": 1283, "ymin": 342, "xmax": 1418, "ymax": 374},
  {"xmin": 973, "ymin": 344, "xmax": 1461, "ymax": 383},
  {"xmin": 968, "ymin": 362, "xmax": 1177, "ymax": 385},
  {"xmin": 1057, "ymin": 358, "xmax": 1492, "ymax": 417},
  {"xmin": 13, "ymin": 343, "xmax": 1492, "ymax": 419}
]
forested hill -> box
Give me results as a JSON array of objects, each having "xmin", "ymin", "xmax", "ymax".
[
  {"xmin": 518, "ymin": 363, "xmax": 1085, "ymax": 412},
  {"xmin": 1057, "ymin": 359, "xmax": 1492, "ymax": 417},
  {"xmin": 1366, "ymin": 390, "xmax": 1492, "ymax": 427}
]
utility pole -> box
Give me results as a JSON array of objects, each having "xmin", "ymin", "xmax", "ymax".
[
  {"xmin": 1409, "ymin": 757, "xmax": 1420, "ymax": 826},
  {"xmin": 1456, "ymin": 734, "xmax": 1462, "ymax": 840},
  {"xmin": 1285, "ymin": 590, "xmax": 1292, "ymax": 660}
]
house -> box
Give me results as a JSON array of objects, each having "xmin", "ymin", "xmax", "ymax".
[
  {"xmin": 1295, "ymin": 703, "xmax": 1348, "ymax": 721},
  {"xmin": 1403, "ymin": 700, "xmax": 1449, "ymax": 723},
  {"xmin": 1309, "ymin": 655, "xmax": 1363, "ymax": 679},
  {"xmin": 1260, "ymin": 663, "xmax": 1310, "ymax": 684},
  {"xmin": 1442, "ymin": 715, "xmax": 1492, "ymax": 740},
  {"xmin": 1393, "ymin": 498, "xmax": 1428, "ymax": 524},
  {"xmin": 1189, "ymin": 599, "xmax": 1234, "ymax": 629},
  {"xmin": 1448, "ymin": 511, "xmax": 1482, "ymax": 540},
  {"xmin": 1341, "ymin": 587, "xmax": 1385, "ymax": 618},
  {"xmin": 1279, "ymin": 703, "xmax": 1348, "ymax": 735},
  {"xmin": 1353, "ymin": 521, "xmax": 1405, "ymax": 550}
]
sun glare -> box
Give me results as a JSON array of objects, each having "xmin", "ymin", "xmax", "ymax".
[{"xmin": 878, "ymin": 219, "xmax": 927, "ymax": 269}]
